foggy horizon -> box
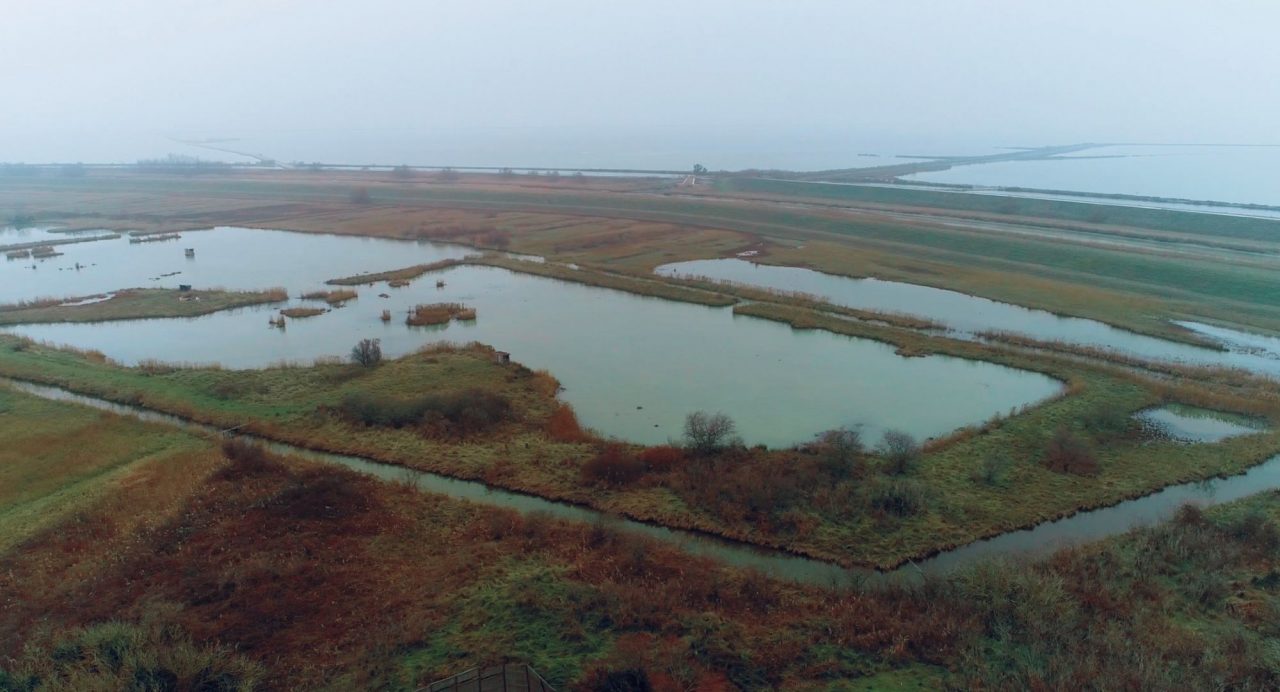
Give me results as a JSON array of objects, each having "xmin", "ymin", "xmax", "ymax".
[{"xmin": 4, "ymin": 0, "xmax": 1278, "ymax": 167}]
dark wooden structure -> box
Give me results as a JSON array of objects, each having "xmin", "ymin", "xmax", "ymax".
[
  {"xmin": 178, "ymin": 284, "xmax": 192, "ymax": 292},
  {"xmin": 494, "ymin": 351, "xmax": 511, "ymax": 365},
  {"xmin": 424, "ymin": 664, "xmax": 553, "ymax": 692}
]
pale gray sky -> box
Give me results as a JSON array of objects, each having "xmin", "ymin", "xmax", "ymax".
[{"xmin": 2, "ymin": 0, "xmax": 1277, "ymax": 166}]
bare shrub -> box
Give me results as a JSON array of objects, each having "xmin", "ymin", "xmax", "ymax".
[
  {"xmin": 1043, "ymin": 426, "xmax": 1099, "ymax": 475},
  {"xmin": 683, "ymin": 411, "xmax": 737, "ymax": 456},
  {"xmin": 878, "ymin": 429, "xmax": 921, "ymax": 475},
  {"xmin": 350, "ymin": 338, "xmax": 382, "ymax": 367},
  {"xmin": 817, "ymin": 427, "xmax": 863, "ymax": 478}
]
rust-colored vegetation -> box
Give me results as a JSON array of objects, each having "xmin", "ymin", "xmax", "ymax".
[
  {"xmin": 280, "ymin": 307, "xmax": 326, "ymax": 318},
  {"xmin": 5, "ymin": 420, "xmax": 1277, "ymax": 690},
  {"xmin": 326, "ymin": 257, "xmax": 466, "ymax": 286},
  {"xmin": 544, "ymin": 402, "xmax": 588, "ymax": 442},
  {"xmin": 406, "ymin": 302, "xmax": 476, "ymax": 326},
  {"xmin": 300, "ymin": 289, "xmax": 358, "ymax": 305}
]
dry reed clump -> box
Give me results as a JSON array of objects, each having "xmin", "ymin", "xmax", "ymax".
[
  {"xmin": 545, "ymin": 403, "xmax": 587, "ymax": 442},
  {"xmin": 301, "ymin": 289, "xmax": 358, "ymax": 305},
  {"xmin": 280, "ymin": 307, "xmax": 326, "ymax": 319},
  {"xmin": 406, "ymin": 303, "xmax": 476, "ymax": 326}
]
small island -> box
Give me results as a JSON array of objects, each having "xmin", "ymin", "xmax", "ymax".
[{"xmin": 0, "ymin": 287, "xmax": 288, "ymax": 325}]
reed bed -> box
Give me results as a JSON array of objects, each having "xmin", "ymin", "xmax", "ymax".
[
  {"xmin": 128, "ymin": 232, "xmax": 181, "ymax": 244},
  {"xmin": 405, "ymin": 302, "xmax": 476, "ymax": 326},
  {"xmin": 325, "ymin": 257, "xmax": 468, "ymax": 286},
  {"xmin": 280, "ymin": 307, "xmax": 326, "ymax": 319},
  {"xmin": 300, "ymin": 289, "xmax": 358, "ymax": 305}
]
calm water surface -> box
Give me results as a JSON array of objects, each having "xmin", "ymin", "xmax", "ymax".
[
  {"xmin": 1135, "ymin": 405, "xmax": 1266, "ymax": 444},
  {"xmin": 905, "ymin": 145, "xmax": 1280, "ymax": 207},
  {"xmin": 656, "ymin": 259, "xmax": 1280, "ymax": 377},
  {"xmin": 0, "ymin": 227, "xmax": 1061, "ymax": 447}
]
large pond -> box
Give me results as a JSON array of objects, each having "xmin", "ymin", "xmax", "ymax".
[
  {"xmin": 656, "ymin": 259, "xmax": 1280, "ymax": 377},
  {"xmin": 0, "ymin": 227, "xmax": 1061, "ymax": 447}
]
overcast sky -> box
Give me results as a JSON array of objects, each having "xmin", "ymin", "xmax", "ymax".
[{"xmin": 3, "ymin": 0, "xmax": 1277, "ymax": 165}]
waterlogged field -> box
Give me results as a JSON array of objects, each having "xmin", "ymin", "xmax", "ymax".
[
  {"xmin": 657, "ymin": 258, "xmax": 1280, "ymax": 376},
  {"xmin": 0, "ymin": 227, "xmax": 1061, "ymax": 446},
  {"xmin": 0, "ymin": 225, "xmax": 471, "ymax": 304}
]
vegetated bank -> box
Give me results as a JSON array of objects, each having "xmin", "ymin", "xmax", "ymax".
[
  {"xmin": 1, "ymin": 331, "xmax": 1276, "ymax": 571},
  {"xmin": 1, "ymin": 384, "xmax": 1276, "ymax": 690},
  {"xmin": 0, "ymin": 288, "xmax": 288, "ymax": 325}
]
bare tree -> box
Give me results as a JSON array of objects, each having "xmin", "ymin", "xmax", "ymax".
[
  {"xmin": 818, "ymin": 427, "xmax": 863, "ymax": 478},
  {"xmin": 877, "ymin": 429, "xmax": 920, "ymax": 475},
  {"xmin": 350, "ymin": 338, "xmax": 382, "ymax": 367},
  {"xmin": 683, "ymin": 411, "xmax": 737, "ymax": 455}
]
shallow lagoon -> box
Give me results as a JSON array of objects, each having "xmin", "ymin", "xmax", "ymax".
[
  {"xmin": 1135, "ymin": 405, "xmax": 1266, "ymax": 444},
  {"xmin": 0, "ymin": 227, "xmax": 1061, "ymax": 447},
  {"xmin": 656, "ymin": 259, "xmax": 1280, "ymax": 377},
  {"xmin": 904, "ymin": 144, "xmax": 1280, "ymax": 207},
  {"xmin": 6, "ymin": 270, "xmax": 1062, "ymax": 448}
]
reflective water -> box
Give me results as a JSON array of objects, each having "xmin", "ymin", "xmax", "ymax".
[
  {"xmin": 656, "ymin": 259, "xmax": 1280, "ymax": 376},
  {"xmin": 1135, "ymin": 404, "xmax": 1266, "ymax": 444},
  {"xmin": 2, "ymin": 229, "xmax": 1061, "ymax": 447},
  {"xmin": 1, "ymin": 225, "xmax": 117, "ymax": 249},
  {"xmin": 0, "ymin": 226, "xmax": 472, "ymax": 303},
  {"xmin": 905, "ymin": 145, "xmax": 1280, "ymax": 207}
]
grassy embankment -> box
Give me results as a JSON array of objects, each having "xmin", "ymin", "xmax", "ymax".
[
  {"xmin": 718, "ymin": 176, "xmax": 1280, "ymax": 246},
  {"xmin": 1, "ymin": 333, "xmax": 1276, "ymax": 571},
  {"xmin": 326, "ymin": 257, "xmax": 467, "ymax": 286},
  {"xmin": 0, "ymin": 288, "xmax": 287, "ymax": 325},
  {"xmin": 2, "ymin": 386, "xmax": 1277, "ymax": 689}
]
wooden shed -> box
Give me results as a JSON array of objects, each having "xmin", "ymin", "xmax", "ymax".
[{"xmin": 424, "ymin": 664, "xmax": 553, "ymax": 692}]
